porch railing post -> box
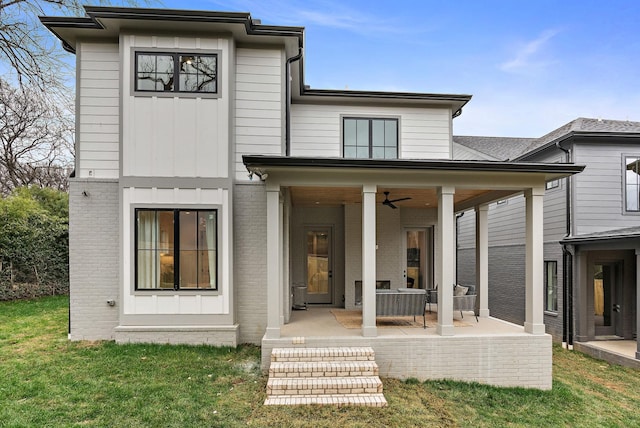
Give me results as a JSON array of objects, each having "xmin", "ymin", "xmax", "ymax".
[{"xmin": 362, "ymin": 184, "xmax": 377, "ymax": 337}]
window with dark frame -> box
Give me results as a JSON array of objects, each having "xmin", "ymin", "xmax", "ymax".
[
  {"xmin": 625, "ymin": 156, "xmax": 640, "ymax": 212},
  {"xmin": 135, "ymin": 209, "xmax": 218, "ymax": 290},
  {"xmin": 135, "ymin": 52, "xmax": 217, "ymax": 94},
  {"xmin": 343, "ymin": 117, "xmax": 398, "ymax": 159},
  {"xmin": 544, "ymin": 260, "xmax": 558, "ymax": 312}
]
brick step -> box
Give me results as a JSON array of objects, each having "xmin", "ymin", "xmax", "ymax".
[
  {"xmin": 269, "ymin": 360, "xmax": 379, "ymax": 378},
  {"xmin": 267, "ymin": 376, "xmax": 383, "ymax": 395},
  {"xmin": 264, "ymin": 393, "xmax": 387, "ymax": 407},
  {"xmin": 271, "ymin": 346, "xmax": 375, "ymax": 362}
]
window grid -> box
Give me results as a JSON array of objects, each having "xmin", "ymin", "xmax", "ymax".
[
  {"xmin": 135, "ymin": 208, "xmax": 218, "ymax": 291},
  {"xmin": 135, "ymin": 52, "xmax": 218, "ymax": 94},
  {"xmin": 343, "ymin": 117, "xmax": 398, "ymax": 159}
]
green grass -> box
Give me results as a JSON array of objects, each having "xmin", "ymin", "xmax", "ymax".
[{"xmin": 2, "ymin": 296, "xmax": 640, "ymax": 427}]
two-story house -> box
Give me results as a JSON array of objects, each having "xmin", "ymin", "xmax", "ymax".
[
  {"xmin": 456, "ymin": 118, "xmax": 640, "ymax": 368},
  {"xmin": 42, "ymin": 6, "xmax": 583, "ymax": 390}
]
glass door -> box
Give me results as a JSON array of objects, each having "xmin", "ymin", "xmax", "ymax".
[
  {"xmin": 404, "ymin": 228, "xmax": 431, "ymax": 289},
  {"xmin": 593, "ymin": 262, "xmax": 622, "ymax": 337},
  {"xmin": 305, "ymin": 227, "xmax": 332, "ymax": 304}
]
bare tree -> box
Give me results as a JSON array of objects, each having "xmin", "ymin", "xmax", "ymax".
[{"xmin": 0, "ymin": 79, "xmax": 74, "ymax": 195}]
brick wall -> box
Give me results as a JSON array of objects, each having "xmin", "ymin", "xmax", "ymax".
[
  {"xmin": 68, "ymin": 179, "xmax": 120, "ymax": 340},
  {"xmin": 234, "ymin": 183, "xmax": 268, "ymax": 344}
]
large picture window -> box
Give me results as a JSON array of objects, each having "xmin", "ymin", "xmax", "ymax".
[
  {"xmin": 135, "ymin": 209, "xmax": 218, "ymax": 290},
  {"xmin": 135, "ymin": 52, "xmax": 217, "ymax": 94},
  {"xmin": 625, "ymin": 156, "xmax": 640, "ymax": 212},
  {"xmin": 343, "ymin": 117, "xmax": 398, "ymax": 159},
  {"xmin": 545, "ymin": 261, "xmax": 558, "ymax": 312}
]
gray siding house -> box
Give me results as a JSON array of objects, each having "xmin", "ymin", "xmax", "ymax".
[{"xmin": 456, "ymin": 118, "xmax": 640, "ymax": 366}]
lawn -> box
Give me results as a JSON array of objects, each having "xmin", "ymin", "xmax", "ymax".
[{"xmin": 1, "ymin": 296, "xmax": 639, "ymax": 427}]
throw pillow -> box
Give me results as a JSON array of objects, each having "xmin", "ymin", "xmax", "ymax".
[{"xmin": 454, "ymin": 284, "xmax": 469, "ymax": 296}]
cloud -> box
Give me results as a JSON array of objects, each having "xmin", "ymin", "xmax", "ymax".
[{"xmin": 500, "ymin": 29, "xmax": 560, "ymax": 73}]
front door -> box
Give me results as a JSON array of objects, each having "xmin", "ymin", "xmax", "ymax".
[
  {"xmin": 305, "ymin": 227, "xmax": 332, "ymax": 304},
  {"xmin": 593, "ymin": 262, "xmax": 622, "ymax": 337}
]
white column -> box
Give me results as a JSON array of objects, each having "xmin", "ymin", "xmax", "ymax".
[
  {"xmin": 476, "ymin": 204, "xmax": 490, "ymax": 318},
  {"xmin": 362, "ymin": 184, "xmax": 377, "ymax": 337},
  {"xmin": 265, "ymin": 184, "xmax": 281, "ymax": 339},
  {"xmin": 437, "ymin": 186, "xmax": 455, "ymax": 336},
  {"xmin": 279, "ymin": 195, "xmax": 285, "ymax": 326},
  {"xmin": 525, "ymin": 187, "xmax": 546, "ymax": 335}
]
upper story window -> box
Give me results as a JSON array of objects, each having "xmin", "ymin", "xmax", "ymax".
[
  {"xmin": 545, "ymin": 179, "xmax": 560, "ymax": 190},
  {"xmin": 343, "ymin": 117, "xmax": 398, "ymax": 159},
  {"xmin": 625, "ymin": 156, "xmax": 640, "ymax": 212},
  {"xmin": 135, "ymin": 52, "xmax": 218, "ymax": 94},
  {"xmin": 135, "ymin": 209, "xmax": 218, "ymax": 291}
]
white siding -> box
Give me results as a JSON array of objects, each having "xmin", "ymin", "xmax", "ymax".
[
  {"xmin": 122, "ymin": 187, "xmax": 231, "ymax": 315},
  {"xmin": 290, "ymin": 104, "xmax": 451, "ymax": 159},
  {"xmin": 234, "ymin": 48, "xmax": 284, "ymax": 180},
  {"xmin": 121, "ymin": 35, "xmax": 230, "ymax": 178},
  {"xmin": 78, "ymin": 42, "xmax": 120, "ymax": 178}
]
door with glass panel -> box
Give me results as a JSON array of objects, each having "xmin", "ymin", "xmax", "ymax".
[
  {"xmin": 403, "ymin": 228, "xmax": 431, "ymax": 289},
  {"xmin": 305, "ymin": 227, "xmax": 333, "ymax": 304},
  {"xmin": 593, "ymin": 262, "xmax": 622, "ymax": 337}
]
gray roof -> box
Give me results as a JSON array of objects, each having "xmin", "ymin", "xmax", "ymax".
[
  {"xmin": 455, "ymin": 118, "xmax": 640, "ymax": 161},
  {"xmin": 452, "ymin": 136, "xmax": 536, "ymax": 161},
  {"xmin": 561, "ymin": 225, "xmax": 640, "ymax": 244}
]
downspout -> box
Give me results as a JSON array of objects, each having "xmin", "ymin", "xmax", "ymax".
[
  {"xmin": 556, "ymin": 141, "xmax": 573, "ymax": 348},
  {"xmin": 285, "ymin": 47, "xmax": 303, "ymax": 156}
]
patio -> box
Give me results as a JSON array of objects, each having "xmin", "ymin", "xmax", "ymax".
[
  {"xmin": 262, "ymin": 307, "xmax": 553, "ymax": 389},
  {"xmin": 574, "ymin": 340, "xmax": 640, "ymax": 369}
]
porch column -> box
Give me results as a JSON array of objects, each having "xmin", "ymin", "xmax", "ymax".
[
  {"xmin": 475, "ymin": 204, "xmax": 490, "ymax": 318},
  {"xmin": 636, "ymin": 249, "xmax": 640, "ymax": 359},
  {"xmin": 437, "ymin": 186, "xmax": 455, "ymax": 336},
  {"xmin": 362, "ymin": 184, "xmax": 377, "ymax": 337},
  {"xmin": 265, "ymin": 184, "xmax": 282, "ymax": 339},
  {"xmin": 525, "ymin": 187, "xmax": 545, "ymax": 335}
]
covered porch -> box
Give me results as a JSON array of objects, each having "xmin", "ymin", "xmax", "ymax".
[{"xmin": 244, "ymin": 155, "xmax": 583, "ymax": 389}]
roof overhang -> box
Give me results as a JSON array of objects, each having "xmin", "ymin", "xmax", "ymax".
[
  {"xmin": 40, "ymin": 6, "xmax": 304, "ymax": 55},
  {"xmin": 516, "ymin": 131, "xmax": 640, "ymax": 161},
  {"xmin": 560, "ymin": 227, "xmax": 640, "ymax": 245},
  {"xmin": 243, "ymin": 155, "xmax": 585, "ymax": 211}
]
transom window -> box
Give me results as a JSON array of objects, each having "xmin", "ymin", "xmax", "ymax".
[
  {"xmin": 545, "ymin": 179, "xmax": 560, "ymax": 190},
  {"xmin": 343, "ymin": 118, "xmax": 398, "ymax": 159},
  {"xmin": 135, "ymin": 52, "xmax": 217, "ymax": 93},
  {"xmin": 625, "ymin": 156, "xmax": 640, "ymax": 212},
  {"xmin": 135, "ymin": 209, "xmax": 218, "ymax": 290},
  {"xmin": 545, "ymin": 260, "xmax": 558, "ymax": 312}
]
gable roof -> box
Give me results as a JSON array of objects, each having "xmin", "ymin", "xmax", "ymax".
[{"xmin": 455, "ymin": 118, "xmax": 640, "ymax": 161}]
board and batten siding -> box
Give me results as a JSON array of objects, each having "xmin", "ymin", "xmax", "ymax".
[
  {"xmin": 234, "ymin": 47, "xmax": 284, "ymax": 181},
  {"xmin": 290, "ymin": 104, "xmax": 452, "ymax": 159},
  {"xmin": 121, "ymin": 187, "xmax": 231, "ymax": 316},
  {"xmin": 121, "ymin": 35, "xmax": 231, "ymax": 179},
  {"xmin": 572, "ymin": 142, "xmax": 640, "ymax": 235},
  {"xmin": 78, "ymin": 42, "xmax": 120, "ymax": 178}
]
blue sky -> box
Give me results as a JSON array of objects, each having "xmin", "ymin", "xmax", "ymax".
[{"xmin": 58, "ymin": 1, "xmax": 640, "ymax": 137}]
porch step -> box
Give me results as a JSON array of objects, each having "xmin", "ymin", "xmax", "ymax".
[{"xmin": 264, "ymin": 347, "xmax": 387, "ymax": 407}]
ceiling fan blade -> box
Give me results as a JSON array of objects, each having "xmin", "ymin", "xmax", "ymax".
[
  {"xmin": 389, "ymin": 197, "xmax": 412, "ymax": 203},
  {"xmin": 388, "ymin": 202, "xmax": 398, "ymax": 209}
]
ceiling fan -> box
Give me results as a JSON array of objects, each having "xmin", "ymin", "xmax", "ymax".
[{"xmin": 382, "ymin": 191, "xmax": 412, "ymax": 209}]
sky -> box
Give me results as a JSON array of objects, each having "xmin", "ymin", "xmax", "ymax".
[{"xmin": 56, "ymin": 0, "xmax": 640, "ymax": 137}]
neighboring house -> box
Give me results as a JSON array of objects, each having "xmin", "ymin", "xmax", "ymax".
[
  {"xmin": 41, "ymin": 6, "xmax": 583, "ymax": 389},
  {"xmin": 456, "ymin": 118, "xmax": 640, "ymax": 367}
]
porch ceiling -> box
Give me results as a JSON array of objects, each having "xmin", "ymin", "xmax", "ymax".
[{"xmin": 289, "ymin": 186, "xmax": 502, "ymax": 209}]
